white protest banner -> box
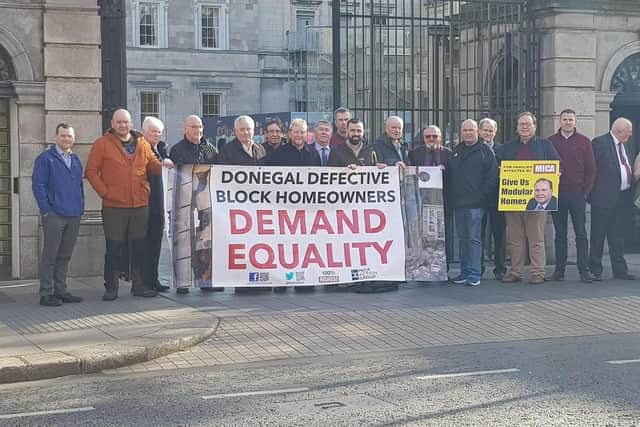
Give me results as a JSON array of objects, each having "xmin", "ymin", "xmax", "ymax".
[{"xmin": 210, "ymin": 166, "xmax": 406, "ymax": 287}]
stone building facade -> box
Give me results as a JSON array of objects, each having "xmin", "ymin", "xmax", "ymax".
[
  {"xmin": 0, "ymin": 0, "xmax": 103, "ymax": 279},
  {"xmin": 125, "ymin": 0, "xmax": 333, "ymax": 144}
]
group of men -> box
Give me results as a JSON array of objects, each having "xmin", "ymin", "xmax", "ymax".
[
  {"xmin": 31, "ymin": 106, "xmax": 635, "ymax": 306},
  {"xmin": 441, "ymin": 110, "xmax": 636, "ymax": 287}
]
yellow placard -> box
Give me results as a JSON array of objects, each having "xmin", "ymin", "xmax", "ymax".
[{"xmin": 498, "ymin": 161, "xmax": 560, "ymax": 212}]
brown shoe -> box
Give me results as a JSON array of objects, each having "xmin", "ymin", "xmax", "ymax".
[
  {"xmin": 502, "ymin": 273, "xmax": 521, "ymax": 283},
  {"xmin": 529, "ymin": 276, "xmax": 545, "ymax": 285}
]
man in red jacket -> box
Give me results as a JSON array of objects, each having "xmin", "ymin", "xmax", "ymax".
[
  {"xmin": 547, "ymin": 109, "xmax": 596, "ymax": 283},
  {"xmin": 85, "ymin": 109, "xmax": 170, "ymax": 301}
]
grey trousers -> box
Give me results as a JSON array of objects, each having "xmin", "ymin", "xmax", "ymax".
[{"xmin": 39, "ymin": 212, "xmax": 81, "ymax": 297}]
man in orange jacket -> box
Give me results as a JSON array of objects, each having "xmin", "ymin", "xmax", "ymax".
[{"xmin": 86, "ymin": 109, "xmax": 171, "ymax": 300}]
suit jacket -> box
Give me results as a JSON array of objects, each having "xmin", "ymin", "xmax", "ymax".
[
  {"xmin": 148, "ymin": 141, "xmax": 168, "ymax": 215},
  {"xmin": 267, "ymin": 143, "xmax": 321, "ymax": 166},
  {"xmin": 363, "ymin": 135, "xmax": 409, "ymax": 166},
  {"xmin": 588, "ymin": 132, "xmax": 629, "ymax": 208},
  {"xmin": 526, "ymin": 196, "xmax": 558, "ymax": 211},
  {"xmin": 408, "ymin": 145, "xmax": 452, "ymax": 167},
  {"xmin": 217, "ymin": 138, "xmax": 266, "ymax": 166}
]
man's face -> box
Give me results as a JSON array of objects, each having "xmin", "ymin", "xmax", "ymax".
[
  {"xmin": 560, "ymin": 113, "xmax": 576, "ymax": 134},
  {"xmin": 55, "ymin": 127, "xmax": 75, "ymax": 152},
  {"xmin": 615, "ymin": 123, "xmax": 633, "ymax": 144},
  {"xmin": 111, "ymin": 110, "xmax": 132, "ymax": 140},
  {"xmin": 265, "ymin": 123, "xmax": 283, "ymax": 146},
  {"xmin": 335, "ymin": 112, "xmax": 351, "ymax": 136},
  {"xmin": 314, "ymin": 122, "xmax": 332, "ymax": 147},
  {"xmin": 347, "ymin": 122, "xmax": 364, "ymax": 145},
  {"xmin": 184, "ymin": 117, "xmax": 203, "ymax": 144},
  {"xmin": 143, "ymin": 125, "xmax": 162, "ymax": 147},
  {"xmin": 289, "ymin": 123, "xmax": 307, "ymax": 148},
  {"xmin": 423, "ymin": 129, "xmax": 441, "ymax": 149},
  {"xmin": 480, "ymin": 123, "xmax": 496, "ymax": 143},
  {"xmin": 385, "ymin": 118, "xmax": 403, "ymax": 141},
  {"xmin": 235, "ymin": 119, "xmax": 255, "ymax": 145},
  {"xmin": 534, "ymin": 180, "xmax": 552, "ymax": 204},
  {"xmin": 517, "ymin": 115, "xmax": 536, "ymax": 141},
  {"xmin": 461, "ymin": 122, "xmax": 479, "ymax": 145}
]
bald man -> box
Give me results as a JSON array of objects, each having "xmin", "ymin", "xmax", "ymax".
[
  {"xmin": 588, "ymin": 117, "xmax": 636, "ymax": 281},
  {"xmin": 86, "ymin": 109, "xmax": 171, "ymax": 300}
]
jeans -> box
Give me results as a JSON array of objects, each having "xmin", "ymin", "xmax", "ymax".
[{"xmin": 454, "ymin": 208, "xmax": 484, "ymax": 282}]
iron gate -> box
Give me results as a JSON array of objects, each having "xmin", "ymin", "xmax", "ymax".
[{"xmin": 328, "ymin": 0, "xmax": 539, "ymax": 145}]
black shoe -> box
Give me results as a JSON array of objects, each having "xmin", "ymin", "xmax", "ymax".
[
  {"xmin": 156, "ymin": 285, "xmax": 170, "ymax": 292},
  {"xmin": 55, "ymin": 292, "xmax": 83, "ymax": 303},
  {"xmin": 132, "ymin": 289, "xmax": 158, "ymax": 297},
  {"xmin": 102, "ymin": 286, "xmax": 118, "ymax": 301},
  {"xmin": 176, "ymin": 287, "xmax": 190, "ymax": 294},
  {"xmin": 579, "ymin": 271, "xmax": 593, "ymax": 284},
  {"xmin": 614, "ymin": 273, "xmax": 636, "ymax": 280},
  {"xmin": 494, "ymin": 272, "xmax": 504, "ymax": 281},
  {"xmin": 552, "ymin": 271, "xmax": 565, "ymax": 281},
  {"xmin": 592, "ymin": 274, "xmax": 602, "ymax": 282},
  {"xmin": 40, "ymin": 295, "xmax": 62, "ymax": 307}
]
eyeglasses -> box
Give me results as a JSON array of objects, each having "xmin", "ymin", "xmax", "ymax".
[
  {"xmin": 187, "ymin": 125, "xmax": 203, "ymax": 129},
  {"xmin": 424, "ymin": 135, "xmax": 439, "ymax": 139}
]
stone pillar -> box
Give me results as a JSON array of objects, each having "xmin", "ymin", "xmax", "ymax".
[{"xmin": 39, "ymin": 0, "xmax": 104, "ymax": 277}]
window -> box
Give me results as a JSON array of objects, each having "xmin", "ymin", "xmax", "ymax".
[
  {"xmin": 139, "ymin": 3, "xmax": 159, "ymax": 46},
  {"xmin": 139, "ymin": 91, "xmax": 160, "ymax": 126},
  {"xmin": 201, "ymin": 93, "xmax": 221, "ymax": 118},
  {"xmin": 133, "ymin": 1, "xmax": 167, "ymax": 48},
  {"xmin": 196, "ymin": 2, "xmax": 227, "ymax": 49},
  {"xmin": 201, "ymin": 5, "xmax": 221, "ymax": 48}
]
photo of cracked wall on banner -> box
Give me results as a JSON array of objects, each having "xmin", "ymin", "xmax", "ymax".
[{"xmin": 166, "ymin": 165, "xmax": 447, "ymax": 288}]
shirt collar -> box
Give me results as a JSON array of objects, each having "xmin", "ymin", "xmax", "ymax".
[
  {"xmin": 54, "ymin": 144, "xmax": 71, "ymax": 157},
  {"xmin": 611, "ymin": 131, "xmax": 620, "ymax": 145}
]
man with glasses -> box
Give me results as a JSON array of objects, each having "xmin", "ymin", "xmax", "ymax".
[
  {"xmin": 409, "ymin": 126, "xmax": 454, "ymax": 269},
  {"xmin": 170, "ymin": 115, "xmax": 219, "ymax": 294},
  {"xmin": 496, "ymin": 112, "xmax": 560, "ymax": 285},
  {"xmin": 263, "ymin": 118, "xmax": 286, "ymax": 158}
]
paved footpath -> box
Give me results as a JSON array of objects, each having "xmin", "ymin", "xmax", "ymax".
[
  {"xmin": 2, "ymin": 252, "xmax": 640, "ymax": 383},
  {"xmin": 109, "ymin": 254, "xmax": 640, "ymax": 374},
  {"xmin": 0, "ymin": 276, "xmax": 218, "ymax": 384}
]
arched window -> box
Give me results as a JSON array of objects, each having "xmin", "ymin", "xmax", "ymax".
[
  {"xmin": 611, "ymin": 52, "xmax": 640, "ymax": 93},
  {"xmin": 0, "ymin": 45, "xmax": 16, "ymax": 81}
]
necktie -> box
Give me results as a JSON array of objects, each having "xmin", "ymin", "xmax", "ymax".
[
  {"xmin": 536, "ymin": 204, "xmax": 545, "ymax": 211},
  {"xmin": 618, "ymin": 143, "xmax": 632, "ymax": 185},
  {"xmin": 321, "ymin": 147, "xmax": 328, "ymax": 166}
]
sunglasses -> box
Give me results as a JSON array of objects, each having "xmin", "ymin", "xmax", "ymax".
[{"xmin": 424, "ymin": 134, "xmax": 439, "ymax": 139}]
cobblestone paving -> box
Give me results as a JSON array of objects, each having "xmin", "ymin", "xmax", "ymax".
[{"xmin": 111, "ymin": 294, "xmax": 640, "ymax": 373}]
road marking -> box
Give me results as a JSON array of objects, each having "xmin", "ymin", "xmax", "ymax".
[
  {"xmin": 416, "ymin": 368, "xmax": 520, "ymax": 380},
  {"xmin": 605, "ymin": 359, "xmax": 640, "ymax": 365},
  {"xmin": 0, "ymin": 406, "xmax": 95, "ymax": 420},
  {"xmin": 202, "ymin": 387, "xmax": 310, "ymax": 400},
  {"xmin": 0, "ymin": 282, "xmax": 36, "ymax": 289}
]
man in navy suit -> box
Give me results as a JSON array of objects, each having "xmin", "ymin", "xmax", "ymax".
[
  {"xmin": 525, "ymin": 178, "xmax": 558, "ymax": 211},
  {"xmin": 588, "ymin": 118, "xmax": 635, "ymax": 281}
]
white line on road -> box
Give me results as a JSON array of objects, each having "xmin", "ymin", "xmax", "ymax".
[
  {"xmin": 605, "ymin": 359, "xmax": 640, "ymax": 365},
  {"xmin": 202, "ymin": 387, "xmax": 310, "ymax": 400},
  {"xmin": 416, "ymin": 368, "xmax": 520, "ymax": 380},
  {"xmin": 0, "ymin": 282, "xmax": 36, "ymax": 289},
  {"xmin": 0, "ymin": 406, "xmax": 95, "ymax": 420}
]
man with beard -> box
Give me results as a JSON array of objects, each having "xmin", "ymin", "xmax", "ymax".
[{"xmin": 327, "ymin": 118, "xmax": 368, "ymax": 167}]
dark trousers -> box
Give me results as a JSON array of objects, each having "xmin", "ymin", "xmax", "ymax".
[
  {"xmin": 39, "ymin": 213, "xmax": 81, "ymax": 297},
  {"xmin": 551, "ymin": 191, "xmax": 589, "ymax": 273},
  {"xmin": 144, "ymin": 212, "xmax": 164, "ymax": 288},
  {"xmin": 589, "ymin": 190, "xmax": 632, "ymax": 277},
  {"xmin": 481, "ymin": 208, "xmax": 506, "ymax": 275},
  {"xmin": 102, "ymin": 207, "xmax": 149, "ymax": 287}
]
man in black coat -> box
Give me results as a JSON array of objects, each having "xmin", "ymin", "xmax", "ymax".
[
  {"xmin": 263, "ymin": 118, "xmax": 286, "ymax": 159},
  {"xmin": 141, "ymin": 117, "xmax": 174, "ymax": 294},
  {"xmin": 169, "ymin": 115, "xmax": 219, "ymax": 294},
  {"xmin": 588, "ymin": 117, "xmax": 635, "ymax": 281},
  {"xmin": 327, "ymin": 118, "xmax": 370, "ymax": 167},
  {"xmin": 268, "ymin": 118, "xmax": 321, "ymax": 167},
  {"xmin": 217, "ymin": 115, "xmax": 267, "ymax": 166}
]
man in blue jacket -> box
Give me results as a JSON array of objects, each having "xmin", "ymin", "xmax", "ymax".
[{"xmin": 32, "ymin": 123, "xmax": 84, "ymax": 306}]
